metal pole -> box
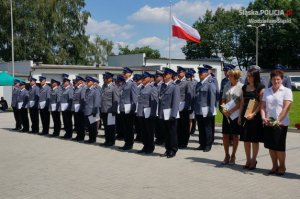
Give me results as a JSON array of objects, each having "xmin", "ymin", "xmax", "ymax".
[
  {"xmin": 10, "ymin": 0, "xmax": 15, "ymax": 77},
  {"xmin": 256, "ymin": 27, "xmax": 258, "ymax": 66},
  {"xmin": 168, "ymin": 0, "xmax": 172, "ymax": 68}
]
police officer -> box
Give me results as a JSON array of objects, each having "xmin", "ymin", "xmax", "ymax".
[
  {"xmin": 117, "ymin": 67, "xmax": 138, "ymax": 150},
  {"xmin": 100, "ymin": 72, "xmax": 117, "ymax": 146},
  {"xmin": 59, "ymin": 77, "xmax": 74, "ymax": 139},
  {"xmin": 17, "ymin": 81, "xmax": 29, "ymax": 132},
  {"xmin": 72, "ymin": 76, "xmax": 86, "ymax": 141},
  {"xmin": 38, "ymin": 76, "xmax": 51, "ymax": 135},
  {"xmin": 133, "ymin": 73, "xmax": 143, "ymax": 142},
  {"xmin": 194, "ymin": 67, "xmax": 217, "ymax": 152},
  {"xmin": 153, "ymin": 70, "xmax": 165, "ymax": 145},
  {"xmin": 28, "ymin": 77, "xmax": 40, "ymax": 134},
  {"xmin": 137, "ymin": 71, "xmax": 158, "ymax": 154},
  {"xmin": 158, "ymin": 68, "xmax": 180, "ymax": 158},
  {"xmin": 114, "ymin": 75, "xmax": 125, "ymax": 140},
  {"xmin": 49, "ymin": 79, "xmax": 61, "ymax": 137},
  {"xmin": 11, "ymin": 79, "xmax": 22, "ymax": 131},
  {"xmin": 84, "ymin": 76, "xmax": 101, "ymax": 143},
  {"xmin": 185, "ymin": 70, "xmax": 197, "ymax": 135},
  {"xmin": 176, "ymin": 66, "xmax": 193, "ymax": 149},
  {"xmin": 203, "ymin": 64, "xmax": 220, "ymax": 143},
  {"xmin": 93, "ymin": 79, "xmax": 102, "ymax": 130}
]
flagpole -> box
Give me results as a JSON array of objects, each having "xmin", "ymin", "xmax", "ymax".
[
  {"xmin": 168, "ymin": 0, "xmax": 172, "ymax": 68},
  {"xmin": 10, "ymin": 0, "xmax": 15, "ymax": 77}
]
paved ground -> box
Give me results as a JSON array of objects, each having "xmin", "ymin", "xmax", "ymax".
[{"xmin": 0, "ymin": 112, "xmax": 300, "ymax": 199}]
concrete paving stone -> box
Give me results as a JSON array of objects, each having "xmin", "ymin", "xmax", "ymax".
[{"xmin": 0, "ymin": 112, "xmax": 300, "ymax": 198}]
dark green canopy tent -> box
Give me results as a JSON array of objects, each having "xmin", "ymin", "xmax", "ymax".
[{"xmin": 0, "ymin": 72, "xmax": 24, "ymax": 86}]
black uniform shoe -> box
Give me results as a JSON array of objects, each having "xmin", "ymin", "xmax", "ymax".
[
  {"xmin": 62, "ymin": 134, "xmax": 72, "ymax": 139},
  {"xmin": 137, "ymin": 148, "xmax": 146, "ymax": 154},
  {"xmin": 119, "ymin": 145, "xmax": 132, "ymax": 150},
  {"xmin": 194, "ymin": 145, "xmax": 205, "ymax": 150},
  {"xmin": 50, "ymin": 133, "xmax": 59, "ymax": 137},
  {"xmin": 178, "ymin": 145, "xmax": 187, "ymax": 149},
  {"xmin": 203, "ymin": 146, "xmax": 212, "ymax": 152},
  {"xmin": 84, "ymin": 139, "xmax": 96, "ymax": 144},
  {"xmin": 160, "ymin": 152, "xmax": 169, "ymax": 157},
  {"xmin": 167, "ymin": 152, "xmax": 176, "ymax": 158}
]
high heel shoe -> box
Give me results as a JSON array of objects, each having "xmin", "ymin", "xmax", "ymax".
[
  {"xmin": 222, "ymin": 154, "xmax": 230, "ymax": 165},
  {"xmin": 267, "ymin": 168, "xmax": 278, "ymax": 175},
  {"xmin": 276, "ymin": 168, "xmax": 286, "ymax": 176},
  {"xmin": 229, "ymin": 156, "xmax": 236, "ymax": 165},
  {"xmin": 248, "ymin": 161, "xmax": 257, "ymax": 170},
  {"xmin": 243, "ymin": 161, "xmax": 250, "ymax": 169}
]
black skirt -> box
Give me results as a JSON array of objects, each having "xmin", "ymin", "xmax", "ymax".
[
  {"xmin": 222, "ymin": 116, "xmax": 240, "ymax": 135},
  {"xmin": 263, "ymin": 125, "xmax": 288, "ymax": 151},
  {"xmin": 240, "ymin": 115, "xmax": 264, "ymax": 143}
]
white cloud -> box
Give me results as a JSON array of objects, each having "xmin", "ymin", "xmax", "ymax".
[
  {"xmin": 128, "ymin": 0, "xmax": 244, "ymax": 23},
  {"xmin": 136, "ymin": 37, "xmax": 168, "ymax": 48},
  {"xmin": 112, "ymin": 37, "xmax": 186, "ymax": 59},
  {"xmin": 128, "ymin": 5, "xmax": 169, "ymax": 23},
  {"xmin": 86, "ymin": 18, "xmax": 134, "ymax": 39}
]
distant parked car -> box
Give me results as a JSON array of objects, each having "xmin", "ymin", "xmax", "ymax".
[{"xmin": 290, "ymin": 76, "xmax": 300, "ymax": 91}]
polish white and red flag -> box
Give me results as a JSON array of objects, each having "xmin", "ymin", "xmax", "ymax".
[{"xmin": 172, "ymin": 16, "xmax": 201, "ymax": 43}]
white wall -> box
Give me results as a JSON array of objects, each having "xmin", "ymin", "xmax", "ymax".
[
  {"xmin": 108, "ymin": 54, "xmax": 145, "ymax": 67},
  {"xmin": 0, "ymin": 86, "xmax": 12, "ymax": 107}
]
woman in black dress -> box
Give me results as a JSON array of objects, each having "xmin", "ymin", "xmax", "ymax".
[{"xmin": 238, "ymin": 68, "xmax": 265, "ymax": 170}]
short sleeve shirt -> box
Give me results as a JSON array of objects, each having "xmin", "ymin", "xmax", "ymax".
[
  {"xmin": 222, "ymin": 82, "xmax": 243, "ymax": 104},
  {"xmin": 262, "ymin": 85, "xmax": 293, "ymax": 126}
]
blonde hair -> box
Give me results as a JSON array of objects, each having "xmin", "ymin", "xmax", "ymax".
[{"xmin": 227, "ymin": 69, "xmax": 241, "ymax": 80}]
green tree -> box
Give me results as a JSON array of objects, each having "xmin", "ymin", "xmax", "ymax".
[
  {"xmin": 182, "ymin": 0, "xmax": 300, "ymax": 69},
  {"xmin": 246, "ymin": 0, "xmax": 300, "ymax": 68},
  {"xmin": 86, "ymin": 35, "xmax": 114, "ymax": 65},
  {"xmin": 118, "ymin": 45, "xmax": 160, "ymax": 59},
  {"xmin": 0, "ymin": 0, "xmax": 92, "ymax": 65}
]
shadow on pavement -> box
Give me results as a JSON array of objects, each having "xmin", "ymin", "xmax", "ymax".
[{"xmin": 186, "ymin": 157, "xmax": 300, "ymax": 180}]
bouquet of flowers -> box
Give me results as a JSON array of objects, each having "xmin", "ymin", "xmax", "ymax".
[
  {"xmin": 220, "ymin": 104, "xmax": 230, "ymax": 124},
  {"xmin": 268, "ymin": 117, "xmax": 281, "ymax": 129}
]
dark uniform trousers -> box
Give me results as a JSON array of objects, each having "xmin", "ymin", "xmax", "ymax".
[
  {"xmin": 84, "ymin": 116, "xmax": 98, "ymax": 142},
  {"xmin": 74, "ymin": 112, "xmax": 85, "ymax": 139},
  {"xmin": 177, "ymin": 111, "xmax": 190, "ymax": 147},
  {"xmin": 115, "ymin": 114, "xmax": 123, "ymax": 139},
  {"xmin": 29, "ymin": 108, "xmax": 39, "ymax": 133},
  {"xmin": 134, "ymin": 116, "xmax": 143, "ymax": 141},
  {"xmin": 101, "ymin": 112, "xmax": 116, "ymax": 144},
  {"xmin": 51, "ymin": 111, "xmax": 61, "ymax": 135},
  {"xmin": 141, "ymin": 117, "xmax": 155, "ymax": 152},
  {"xmin": 196, "ymin": 115, "xmax": 214, "ymax": 148},
  {"xmin": 20, "ymin": 108, "xmax": 29, "ymax": 131},
  {"xmin": 190, "ymin": 119, "xmax": 196, "ymax": 134},
  {"xmin": 13, "ymin": 107, "xmax": 22, "ymax": 129},
  {"xmin": 62, "ymin": 111, "xmax": 73, "ymax": 137},
  {"xmin": 120, "ymin": 112, "xmax": 134, "ymax": 147},
  {"xmin": 155, "ymin": 117, "xmax": 165, "ymax": 143},
  {"xmin": 40, "ymin": 108, "xmax": 50, "ymax": 134},
  {"xmin": 161, "ymin": 119, "xmax": 178, "ymax": 154}
]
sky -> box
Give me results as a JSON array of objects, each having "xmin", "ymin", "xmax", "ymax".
[{"xmin": 85, "ymin": 0, "xmax": 250, "ymax": 59}]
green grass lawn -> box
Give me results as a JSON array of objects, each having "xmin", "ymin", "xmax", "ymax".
[
  {"xmin": 290, "ymin": 91, "xmax": 300, "ymax": 128},
  {"xmin": 215, "ymin": 91, "xmax": 300, "ymax": 128}
]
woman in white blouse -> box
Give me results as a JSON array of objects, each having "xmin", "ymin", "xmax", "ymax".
[{"xmin": 261, "ymin": 70, "xmax": 293, "ymax": 176}]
